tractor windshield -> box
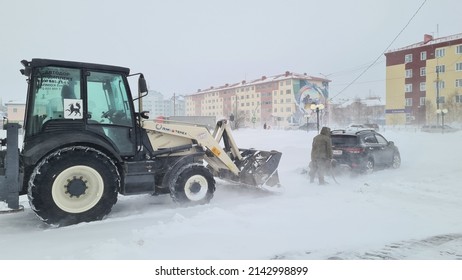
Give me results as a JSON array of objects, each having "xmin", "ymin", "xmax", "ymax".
[{"xmin": 26, "ymin": 66, "xmax": 81, "ymax": 136}]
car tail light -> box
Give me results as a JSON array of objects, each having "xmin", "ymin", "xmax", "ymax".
[{"xmin": 344, "ymin": 147, "xmax": 364, "ymax": 154}]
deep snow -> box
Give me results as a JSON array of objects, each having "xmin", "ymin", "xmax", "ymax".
[{"xmin": 0, "ymin": 127, "xmax": 462, "ymax": 260}]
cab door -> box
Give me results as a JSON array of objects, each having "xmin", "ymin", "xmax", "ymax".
[{"xmin": 86, "ymin": 71, "xmax": 136, "ymax": 156}]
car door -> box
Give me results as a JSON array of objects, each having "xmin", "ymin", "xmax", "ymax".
[
  {"xmin": 362, "ymin": 134, "xmax": 382, "ymax": 164},
  {"xmin": 375, "ymin": 133, "xmax": 394, "ymax": 165}
]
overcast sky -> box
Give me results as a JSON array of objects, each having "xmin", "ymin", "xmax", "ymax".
[{"xmin": 1, "ymin": 0, "xmax": 460, "ymax": 104}]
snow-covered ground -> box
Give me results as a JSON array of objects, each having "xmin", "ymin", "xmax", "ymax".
[{"xmin": 0, "ymin": 127, "xmax": 462, "ymax": 260}]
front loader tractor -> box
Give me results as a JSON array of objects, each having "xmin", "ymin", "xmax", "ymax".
[{"xmin": 0, "ymin": 59, "xmax": 281, "ymax": 226}]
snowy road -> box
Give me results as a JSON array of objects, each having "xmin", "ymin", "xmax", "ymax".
[{"xmin": 1, "ymin": 128, "xmax": 461, "ymax": 260}]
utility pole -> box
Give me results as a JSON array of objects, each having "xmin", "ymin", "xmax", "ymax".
[
  {"xmin": 436, "ymin": 67, "xmax": 440, "ymax": 125},
  {"xmin": 173, "ymin": 92, "xmax": 176, "ymax": 116},
  {"xmin": 235, "ymin": 94, "xmax": 238, "ymax": 126}
]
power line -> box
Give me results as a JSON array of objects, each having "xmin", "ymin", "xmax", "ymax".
[
  {"xmin": 330, "ymin": 0, "xmax": 428, "ymax": 100},
  {"xmin": 323, "ymin": 59, "xmax": 386, "ymax": 78}
]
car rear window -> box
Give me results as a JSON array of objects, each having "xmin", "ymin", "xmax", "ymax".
[{"xmin": 331, "ymin": 135, "xmax": 358, "ymax": 146}]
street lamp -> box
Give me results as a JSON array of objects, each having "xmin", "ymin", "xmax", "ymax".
[
  {"xmin": 436, "ymin": 108, "xmax": 448, "ymax": 134},
  {"xmin": 310, "ymin": 103, "xmax": 325, "ymax": 133}
]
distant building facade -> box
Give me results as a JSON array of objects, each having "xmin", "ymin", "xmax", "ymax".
[
  {"xmin": 185, "ymin": 71, "xmax": 330, "ymax": 128},
  {"xmin": 5, "ymin": 101, "xmax": 26, "ymax": 124},
  {"xmin": 331, "ymin": 97, "xmax": 385, "ymax": 126},
  {"xmin": 385, "ymin": 33, "xmax": 462, "ymax": 126},
  {"xmin": 164, "ymin": 94, "xmax": 185, "ymax": 117},
  {"xmin": 142, "ymin": 90, "xmax": 165, "ymax": 118},
  {"xmin": 141, "ymin": 91, "xmax": 185, "ymax": 119}
]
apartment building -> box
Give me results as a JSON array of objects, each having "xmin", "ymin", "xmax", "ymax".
[
  {"xmin": 185, "ymin": 71, "xmax": 330, "ymax": 128},
  {"xmin": 385, "ymin": 33, "xmax": 462, "ymax": 126},
  {"xmin": 142, "ymin": 90, "xmax": 185, "ymax": 118}
]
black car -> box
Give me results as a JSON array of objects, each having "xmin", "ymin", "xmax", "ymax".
[{"xmin": 331, "ymin": 129, "xmax": 401, "ymax": 174}]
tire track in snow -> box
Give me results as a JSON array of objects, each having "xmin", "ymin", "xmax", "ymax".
[{"xmin": 329, "ymin": 233, "xmax": 462, "ymax": 260}]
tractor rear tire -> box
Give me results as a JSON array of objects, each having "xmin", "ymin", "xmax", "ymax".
[
  {"xmin": 28, "ymin": 146, "xmax": 120, "ymax": 226},
  {"xmin": 169, "ymin": 163, "xmax": 215, "ymax": 205}
]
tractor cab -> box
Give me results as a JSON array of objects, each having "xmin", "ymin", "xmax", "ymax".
[{"xmin": 21, "ymin": 59, "xmax": 146, "ymax": 158}]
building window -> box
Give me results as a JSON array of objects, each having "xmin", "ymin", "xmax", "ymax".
[
  {"xmin": 456, "ymin": 95, "xmax": 462, "ymax": 103},
  {"xmin": 420, "ymin": 82, "xmax": 426, "ymax": 91},
  {"xmin": 456, "ymin": 62, "xmax": 462, "ymax": 71},
  {"xmin": 420, "ymin": 97, "xmax": 426, "ymax": 106},
  {"xmin": 456, "ymin": 79, "xmax": 462, "ymax": 88},
  {"xmin": 435, "ymin": 48, "xmax": 446, "ymax": 58},
  {"xmin": 434, "ymin": 80, "xmax": 445, "ymax": 89},
  {"xmin": 436, "ymin": 65, "xmax": 446, "ymax": 73},
  {"xmin": 280, "ymin": 81, "xmax": 283, "ymax": 86},
  {"xmin": 405, "ymin": 69, "xmax": 413, "ymax": 78},
  {"xmin": 286, "ymin": 107, "xmax": 291, "ymax": 112},
  {"xmin": 404, "ymin": 54, "xmax": 413, "ymax": 63},
  {"xmin": 405, "ymin": 84, "xmax": 413, "ymax": 92},
  {"xmin": 457, "ymin": 45, "xmax": 462, "ymax": 54},
  {"xmin": 286, "ymin": 89, "xmax": 291, "ymax": 94},
  {"xmin": 13, "ymin": 108, "xmax": 18, "ymax": 113},
  {"xmin": 286, "ymin": 80, "xmax": 291, "ymax": 85},
  {"xmin": 420, "ymin": 67, "xmax": 426, "ymax": 76},
  {"xmin": 420, "ymin": 51, "xmax": 427, "ymax": 60},
  {"xmin": 437, "ymin": 96, "xmax": 445, "ymax": 104},
  {"xmin": 405, "ymin": 98, "xmax": 412, "ymax": 107}
]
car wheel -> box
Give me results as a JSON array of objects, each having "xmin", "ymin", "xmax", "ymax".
[
  {"xmin": 363, "ymin": 158, "xmax": 374, "ymax": 174},
  {"xmin": 391, "ymin": 153, "xmax": 401, "ymax": 169}
]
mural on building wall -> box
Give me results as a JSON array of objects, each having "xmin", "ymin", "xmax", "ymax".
[{"xmin": 290, "ymin": 80, "xmax": 329, "ymax": 124}]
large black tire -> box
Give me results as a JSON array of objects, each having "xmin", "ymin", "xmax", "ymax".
[
  {"xmin": 28, "ymin": 146, "xmax": 120, "ymax": 226},
  {"xmin": 169, "ymin": 163, "xmax": 215, "ymax": 205}
]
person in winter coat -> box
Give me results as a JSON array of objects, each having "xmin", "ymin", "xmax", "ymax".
[{"xmin": 309, "ymin": 126, "xmax": 333, "ymax": 185}]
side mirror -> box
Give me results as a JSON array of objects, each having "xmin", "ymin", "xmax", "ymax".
[
  {"xmin": 388, "ymin": 141, "xmax": 394, "ymax": 146},
  {"xmin": 138, "ymin": 74, "xmax": 148, "ymax": 94}
]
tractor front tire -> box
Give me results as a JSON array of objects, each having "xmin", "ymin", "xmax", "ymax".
[
  {"xmin": 169, "ymin": 163, "xmax": 215, "ymax": 205},
  {"xmin": 28, "ymin": 146, "xmax": 120, "ymax": 226}
]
